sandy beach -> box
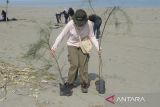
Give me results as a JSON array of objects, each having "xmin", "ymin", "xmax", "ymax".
[{"xmin": 0, "ymin": 6, "xmax": 160, "ymax": 107}]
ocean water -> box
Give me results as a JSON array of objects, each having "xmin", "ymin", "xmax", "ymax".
[{"xmin": 0, "ymin": 0, "xmax": 160, "ymax": 7}]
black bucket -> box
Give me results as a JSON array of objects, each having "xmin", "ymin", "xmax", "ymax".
[
  {"xmin": 95, "ymin": 79, "xmax": 106, "ymax": 94},
  {"xmin": 59, "ymin": 83, "xmax": 73, "ymax": 96}
]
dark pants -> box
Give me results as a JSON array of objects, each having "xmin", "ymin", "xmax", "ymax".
[
  {"xmin": 93, "ymin": 19, "xmax": 102, "ymax": 39},
  {"xmin": 64, "ymin": 15, "xmax": 69, "ymax": 24},
  {"xmin": 56, "ymin": 13, "xmax": 61, "ymax": 23}
]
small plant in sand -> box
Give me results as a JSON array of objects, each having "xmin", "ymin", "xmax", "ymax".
[
  {"xmin": 85, "ymin": 0, "xmax": 132, "ymax": 36},
  {"xmin": 23, "ymin": 21, "xmax": 65, "ymax": 77},
  {"xmin": 22, "ymin": 22, "xmax": 54, "ymax": 71}
]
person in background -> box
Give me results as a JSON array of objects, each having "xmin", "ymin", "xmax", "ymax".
[
  {"xmin": 88, "ymin": 14, "xmax": 102, "ymax": 39},
  {"xmin": 0, "ymin": 10, "xmax": 7, "ymax": 21},
  {"xmin": 61, "ymin": 9, "xmax": 69, "ymax": 24},
  {"xmin": 55, "ymin": 12, "xmax": 62, "ymax": 24},
  {"xmin": 68, "ymin": 7, "xmax": 74, "ymax": 18},
  {"xmin": 51, "ymin": 9, "xmax": 101, "ymax": 94}
]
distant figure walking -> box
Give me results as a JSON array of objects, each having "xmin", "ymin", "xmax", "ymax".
[{"xmin": 88, "ymin": 14, "xmax": 102, "ymax": 39}]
